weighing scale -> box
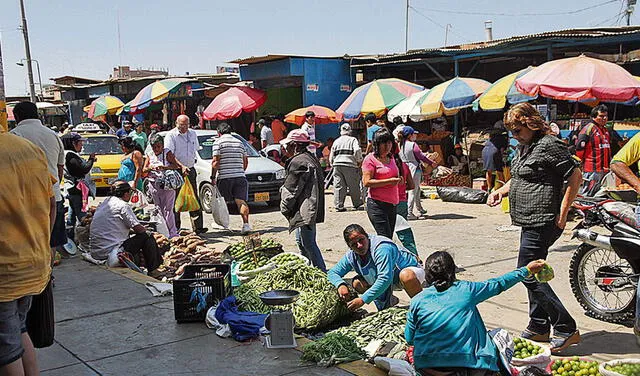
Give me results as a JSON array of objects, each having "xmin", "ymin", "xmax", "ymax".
[{"xmin": 259, "ymin": 290, "xmax": 299, "ymax": 349}]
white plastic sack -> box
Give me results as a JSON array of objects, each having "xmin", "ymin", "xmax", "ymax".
[
  {"xmin": 510, "ymin": 346, "xmax": 551, "ymax": 368},
  {"xmin": 149, "ymin": 206, "xmax": 169, "ymax": 237},
  {"xmin": 211, "ymin": 186, "xmax": 230, "ymax": 229},
  {"xmin": 600, "ymin": 359, "xmax": 640, "ymax": 376},
  {"xmin": 374, "ymin": 357, "xmax": 417, "ymax": 376},
  {"xmin": 205, "ymin": 305, "xmax": 232, "ymax": 338},
  {"xmin": 130, "ymin": 189, "xmax": 149, "ymax": 209},
  {"xmin": 394, "ymin": 214, "xmax": 410, "ymax": 232}
]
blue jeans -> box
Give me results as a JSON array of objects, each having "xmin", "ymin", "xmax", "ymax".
[
  {"xmin": 66, "ymin": 193, "xmax": 86, "ymax": 240},
  {"xmin": 295, "ymin": 224, "xmax": 326, "ymax": 272},
  {"xmin": 518, "ymin": 222, "xmax": 577, "ymax": 336}
]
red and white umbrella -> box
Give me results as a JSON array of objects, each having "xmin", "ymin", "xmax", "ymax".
[{"xmin": 202, "ymin": 87, "xmax": 267, "ymax": 120}]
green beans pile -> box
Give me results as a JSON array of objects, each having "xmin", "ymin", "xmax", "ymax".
[
  {"xmin": 301, "ymin": 332, "xmax": 366, "ymax": 367},
  {"xmin": 234, "ymin": 263, "xmax": 348, "ymax": 330},
  {"xmin": 269, "ymin": 252, "xmax": 305, "ymax": 266},
  {"xmin": 330, "ymin": 307, "xmax": 408, "ymax": 349}
]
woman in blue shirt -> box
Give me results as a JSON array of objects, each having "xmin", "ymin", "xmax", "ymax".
[{"xmin": 406, "ymin": 251, "xmax": 546, "ymax": 375}]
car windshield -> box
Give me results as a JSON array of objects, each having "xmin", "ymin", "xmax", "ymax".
[
  {"xmin": 81, "ymin": 137, "xmax": 121, "ymax": 155},
  {"xmin": 197, "ymin": 134, "xmax": 259, "ymax": 160}
]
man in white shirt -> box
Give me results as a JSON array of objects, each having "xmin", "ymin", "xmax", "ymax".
[
  {"xmin": 10, "ymin": 101, "xmax": 67, "ymax": 253},
  {"xmin": 164, "ymin": 115, "xmax": 207, "ymax": 234},
  {"xmin": 330, "ymin": 123, "xmax": 364, "ymax": 211},
  {"xmin": 90, "ymin": 181, "xmax": 162, "ymax": 276},
  {"xmin": 259, "ymin": 119, "xmax": 274, "ymax": 149},
  {"xmin": 301, "ymin": 111, "xmax": 322, "ymax": 156}
]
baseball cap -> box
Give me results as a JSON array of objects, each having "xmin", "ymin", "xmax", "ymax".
[
  {"xmin": 280, "ymin": 129, "xmax": 310, "ymax": 145},
  {"xmin": 150, "ymin": 123, "xmax": 159, "ymax": 130},
  {"xmin": 401, "ymin": 126, "xmax": 418, "ymax": 137},
  {"xmin": 340, "ymin": 123, "xmax": 352, "ymax": 135},
  {"xmin": 61, "ymin": 132, "xmax": 87, "ymax": 142}
]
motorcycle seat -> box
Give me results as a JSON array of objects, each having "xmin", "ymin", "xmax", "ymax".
[{"xmin": 602, "ymin": 201, "xmax": 638, "ymax": 229}]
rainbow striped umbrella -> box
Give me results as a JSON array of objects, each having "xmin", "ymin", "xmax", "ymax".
[
  {"xmin": 472, "ymin": 67, "xmax": 537, "ymax": 111},
  {"xmin": 83, "ymin": 95, "xmax": 125, "ymax": 120},
  {"xmin": 336, "ymin": 78, "xmax": 424, "ymax": 120},
  {"xmin": 418, "ymin": 77, "xmax": 491, "ymax": 119},
  {"xmin": 127, "ymin": 78, "xmax": 190, "ymax": 112}
]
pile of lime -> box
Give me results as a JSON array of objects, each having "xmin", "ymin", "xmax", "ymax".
[
  {"xmin": 604, "ymin": 362, "xmax": 640, "ymax": 376},
  {"xmin": 513, "ymin": 337, "xmax": 543, "ymax": 359},
  {"xmin": 551, "ymin": 357, "xmax": 600, "ymax": 376}
]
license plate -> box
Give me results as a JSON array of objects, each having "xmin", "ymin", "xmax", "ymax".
[
  {"xmin": 254, "ymin": 192, "xmax": 269, "ymax": 202},
  {"xmin": 107, "ymin": 177, "xmax": 117, "ymax": 184}
]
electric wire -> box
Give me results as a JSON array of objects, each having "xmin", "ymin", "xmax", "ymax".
[{"xmin": 411, "ymin": 0, "xmax": 618, "ymax": 17}]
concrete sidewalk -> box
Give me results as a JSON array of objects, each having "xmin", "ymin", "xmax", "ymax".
[{"xmin": 37, "ymin": 258, "xmax": 353, "ymax": 376}]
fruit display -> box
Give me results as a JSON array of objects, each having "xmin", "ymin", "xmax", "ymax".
[
  {"xmin": 133, "ymin": 207, "xmax": 151, "ymax": 221},
  {"xmin": 551, "ymin": 357, "xmax": 601, "ymax": 376},
  {"xmin": 513, "ymin": 337, "xmax": 544, "ymax": 359},
  {"xmin": 269, "ymin": 252, "xmax": 308, "ymax": 267},
  {"xmin": 603, "ymin": 361, "xmax": 640, "ymax": 376}
]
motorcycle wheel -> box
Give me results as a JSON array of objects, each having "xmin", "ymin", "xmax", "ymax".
[{"xmin": 569, "ymin": 243, "xmax": 637, "ymax": 326}]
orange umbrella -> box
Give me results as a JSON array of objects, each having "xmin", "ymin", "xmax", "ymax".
[{"xmin": 285, "ymin": 105, "xmax": 340, "ymax": 125}]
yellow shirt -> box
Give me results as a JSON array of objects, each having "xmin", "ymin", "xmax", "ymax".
[
  {"xmin": 0, "ymin": 133, "xmax": 54, "ymax": 302},
  {"xmin": 611, "ymin": 132, "xmax": 640, "ymax": 171}
]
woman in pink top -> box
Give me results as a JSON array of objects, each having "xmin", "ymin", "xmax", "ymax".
[{"xmin": 362, "ymin": 128, "xmax": 401, "ymax": 238}]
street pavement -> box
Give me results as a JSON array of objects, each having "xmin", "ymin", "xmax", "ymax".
[{"xmin": 37, "ymin": 191, "xmax": 639, "ymax": 375}]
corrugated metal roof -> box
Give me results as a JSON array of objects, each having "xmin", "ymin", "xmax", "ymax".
[
  {"xmin": 353, "ymin": 26, "xmax": 640, "ymax": 66},
  {"xmin": 230, "ymin": 54, "xmax": 358, "ymax": 65}
]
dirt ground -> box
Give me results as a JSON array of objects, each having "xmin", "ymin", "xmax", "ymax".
[{"xmin": 202, "ymin": 189, "xmax": 638, "ymax": 361}]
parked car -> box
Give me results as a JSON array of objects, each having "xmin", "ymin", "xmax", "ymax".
[
  {"xmin": 159, "ymin": 130, "xmax": 286, "ymax": 213},
  {"xmin": 80, "ymin": 133, "xmax": 124, "ymax": 188}
]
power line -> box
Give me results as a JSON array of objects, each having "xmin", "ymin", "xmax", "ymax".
[
  {"xmin": 411, "ymin": 0, "xmax": 618, "ymax": 17},
  {"xmin": 408, "ymin": 6, "xmax": 473, "ymax": 43}
]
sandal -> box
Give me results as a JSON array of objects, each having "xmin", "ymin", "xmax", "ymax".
[{"xmin": 550, "ymin": 331, "xmax": 581, "ymax": 354}]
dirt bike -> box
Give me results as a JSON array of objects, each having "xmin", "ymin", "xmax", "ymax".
[{"xmin": 571, "ymin": 196, "xmax": 639, "ymax": 325}]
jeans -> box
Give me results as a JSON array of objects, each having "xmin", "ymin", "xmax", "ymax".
[
  {"xmin": 66, "ymin": 193, "xmax": 86, "ymax": 240},
  {"xmin": 123, "ymin": 232, "xmax": 162, "ymax": 272},
  {"xmin": 295, "ymin": 224, "xmax": 326, "ymax": 272},
  {"xmin": 396, "ymin": 201, "xmax": 418, "ymax": 255},
  {"xmin": 366, "ymin": 198, "xmax": 397, "ymax": 239},
  {"xmin": 518, "ymin": 222, "xmax": 577, "ymax": 336},
  {"xmin": 174, "ymin": 168, "xmax": 204, "ymax": 231}
]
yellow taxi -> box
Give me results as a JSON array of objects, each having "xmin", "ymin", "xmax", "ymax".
[{"xmin": 75, "ymin": 125, "xmax": 124, "ymax": 188}]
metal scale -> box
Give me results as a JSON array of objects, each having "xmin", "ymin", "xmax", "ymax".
[{"xmin": 259, "ymin": 290, "xmax": 299, "ymax": 349}]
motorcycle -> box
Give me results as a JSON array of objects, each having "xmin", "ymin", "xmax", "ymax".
[{"xmin": 570, "ymin": 196, "xmax": 639, "ymax": 325}]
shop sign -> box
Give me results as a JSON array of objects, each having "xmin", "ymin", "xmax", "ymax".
[
  {"xmin": 216, "ymin": 66, "xmax": 239, "ymax": 74},
  {"xmin": 340, "ymin": 84, "xmax": 351, "ymax": 92},
  {"xmin": 306, "ymin": 84, "xmax": 319, "ymax": 92}
]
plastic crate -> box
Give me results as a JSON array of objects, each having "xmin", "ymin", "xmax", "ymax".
[{"xmin": 173, "ymin": 264, "xmax": 231, "ymax": 323}]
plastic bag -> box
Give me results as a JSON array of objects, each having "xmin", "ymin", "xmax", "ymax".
[
  {"xmin": 130, "ymin": 189, "xmax": 149, "ymax": 209},
  {"xmin": 373, "ymin": 357, "xmax": 417, "ymax": 376},
  {"xmin": 205, "ymin": 305, "xmax": 232, "ymax": 338},
  {"xmin": 436, "ymin": 186, "xmax": 488, "ymax": 204},
  {"xmin": 174, "ymin": 176, "xmax": 200, "ymax": 212},
  {"xmin": 488, "ymin": 328, "xmax": 515, "ymax": 374},
  {"xmin": 211, "ymin": 186, "xmax": 230, "ymax": 229},
  {"xmin": 149, "ymin": 206, "xmax": 170, "ymax": 237}
]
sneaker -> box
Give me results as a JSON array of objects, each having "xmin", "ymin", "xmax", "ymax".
[
  {"xmin": 354, "ymin": 205, "xmax": 365, "ymax": 211},
  {"xmin": 241, "ymin": 223, "xmax": 252, "ymax": 234},
  {"xmin": 336, "ymin": 207, "xmax": 347, "ymax": 212},
  {"xmin": 550, "ymin": 330, "xmax": 581, "ymax": 354},
  {"xmin": 521, "ymin": 329, "xmax": 550, "ymax": 342},
  {"xmin": 418, "ymin": 209, "xmax": 428, "ymax": 215}
]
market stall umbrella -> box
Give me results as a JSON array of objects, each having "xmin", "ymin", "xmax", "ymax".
[
  {"xmin": 418, "ymin": 77, "xmax": 491, "ymax": 119},
  {"xmin": 386, "ymin": 89, "xmax": 430, "ymax": 122},
  {"xmin": 127, "ymin": 78, "xmax": 190, "ymax": 112},
  {"xmin": 285, "ymin": 105, "xmax": 339, "ymax": 125},
  {"xmin": 202, "ymin": 86, "xmax": 267, "ymax": 120},
  {"xmin": 515, "ymin": 55, "xmax": 640, "ymax": 103},
  {"xmin": 336, "ymin": 78, "xmax": 424, "ymax": 120},
  {"xmin": 472, "ymin": 67, "xmax": 537, "ymax": 111},
  {"xmin": 83, "ymin": 95, "xmax": 125, "ymax": 120}
]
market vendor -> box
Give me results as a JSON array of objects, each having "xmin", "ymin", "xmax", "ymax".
[
  {"xmin": 89, "ymin": 180, "xmax": 163, "ymax": 277},
  {"xmin": 327, "ymin": 224, "xmax": 425, "ymax": 311}
]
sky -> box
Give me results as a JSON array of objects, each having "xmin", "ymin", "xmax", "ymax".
[{"xmin": 0, "ymin": 0, "xmax": 636, "ymax": 96}]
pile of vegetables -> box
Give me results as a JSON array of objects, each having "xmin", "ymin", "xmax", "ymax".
[
  {"xmin": 133, "ymin": 207, "xmax": 151, "ymax": 221},
  {"xmin": 330, "ymin": 307, "xmax": 408, "ymax": 349},
  {"xmin": 551, "ymin": 358, "xmax": 600, "ymax": 376},
  {"xmin": 301, "ymin": 333, "xmax": 366, "ymax": 367},
  {"xmin": 227, "ymin": 238, "xmax": 283, "ymax": 271},
  {"xmin": 603, "ymin": 362, "xmax": 640, "ymax": 376},
  {"xmin": 512, "ymin": 337, "xmax": 544, "ymax": 359},
  {"xmin": 234, "ymin": 263, "xmax": 348, "ymax": 329},
  {"xmin": 268, "ymin": 252, "xmax": 307, "ymax": 267},
  {"xmin": 153, "ymin": 231, "xmax": 223, "ymax": 281}
]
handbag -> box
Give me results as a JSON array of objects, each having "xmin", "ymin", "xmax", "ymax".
[
  {"xmin": 156, "ymin": 151, "xmax": 184, "ymax": 190},
  {"xmin": 26, "ymin": 277, "xmax": 55, "ymax": 348}
]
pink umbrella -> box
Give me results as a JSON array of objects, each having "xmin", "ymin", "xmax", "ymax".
[
  {"xmin": 515, "ymin": 55, "xmax": 640, "ymax": 103},
  {"xmin": 202, "ymin": 86, "xmax": 267, "ymax": 120}
]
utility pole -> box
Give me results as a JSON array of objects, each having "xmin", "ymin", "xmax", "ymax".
[
  {"xmin": 444, "ymin": 24, "xmax": 451, "ymax": 46},
  {"xmin": 0, "ymin": 35, "xmax": 7, "ymax": 132},
  {"xmin": 19, "ymin": 0, "xmax": 36, "ymax": 103},
  {"xmin": 405, "ymin": 0, "xmax": 409, "ymax": 52},
  {"xmin": 626, "ymin": 0, "xmax": 636, "ymax": 26}
]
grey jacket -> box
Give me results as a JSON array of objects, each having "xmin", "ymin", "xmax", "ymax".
[{"xmin": 280, "ymin": 151, "xmax": 325, "ymax": 232}]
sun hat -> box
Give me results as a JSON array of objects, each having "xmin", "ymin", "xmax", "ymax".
[
  {"xmin": 340, "ymin": 123, "xmax": 352, "ymax": 135},
  {"xmin": 280, "ymin": 129, "xmax": 310, "ymax": 145}
]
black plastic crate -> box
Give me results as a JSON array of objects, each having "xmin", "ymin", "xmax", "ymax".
[{"xmin": 173, "ymin": 264, "xmax": 231, "ymax": 323}]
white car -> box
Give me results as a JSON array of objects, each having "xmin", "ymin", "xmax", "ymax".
[{"xmin": 159, "ymin": 130, "xmax": 286, "ymax": 212}]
